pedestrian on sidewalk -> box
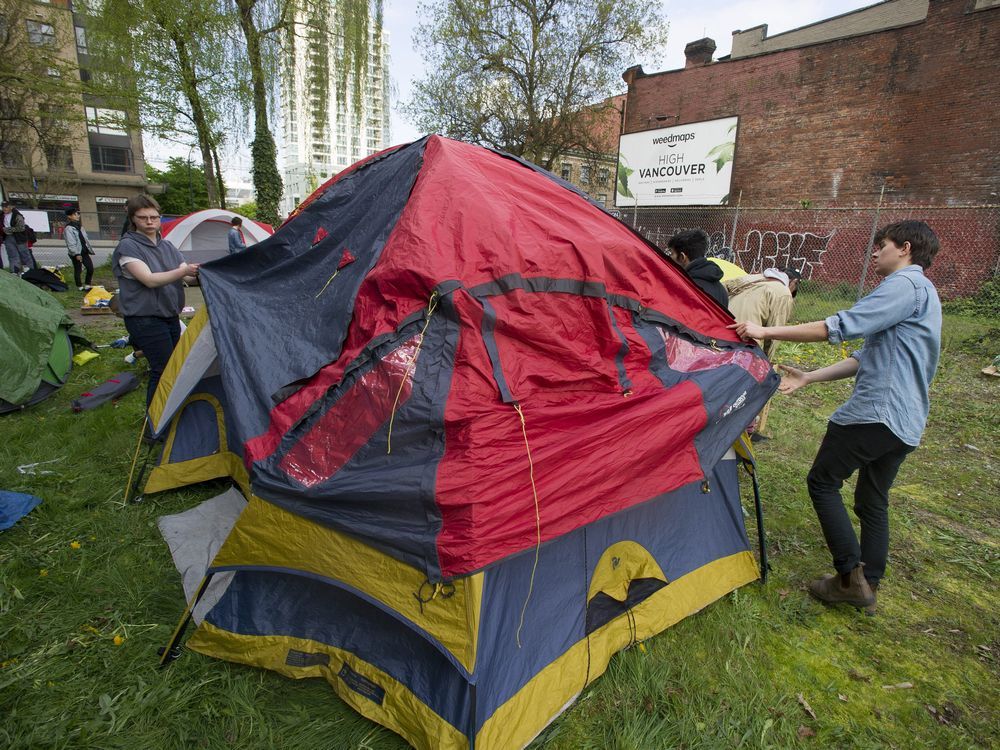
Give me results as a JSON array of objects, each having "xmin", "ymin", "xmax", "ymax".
[
  {"xmin": 2, "ymin": 201, "xmax": 34, "ymax": 274},
  {"xmin": 63, "ymin": 207, "xmax": 95, "ymax": 290}
]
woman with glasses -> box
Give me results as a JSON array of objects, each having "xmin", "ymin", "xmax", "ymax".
[{"xmin": 112, "ymin": 194, "xmax": 199, "ymax": 413}]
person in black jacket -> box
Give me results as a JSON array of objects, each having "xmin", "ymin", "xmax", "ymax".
[
  {"xmin": 2, "ymin": 201, "xmax": 34, "ymax": 274},
  {"xmin": 665, "ymin": 229, "xmax": 729, "ymax": 310}
]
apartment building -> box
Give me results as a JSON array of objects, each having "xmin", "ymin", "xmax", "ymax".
[
  {"xmin": 279, "ymin": 6, "xmax": 391, "ymax": 217},
  {"xmin": 0, "ymin": 0, "xmax": 150, "ymax": 239},
  {"xmin": 549, "ymin": 95, "xmax": 625, "ymax": 212}
]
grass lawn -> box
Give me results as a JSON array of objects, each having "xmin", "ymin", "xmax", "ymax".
[{"xmin": 1, "ymin": 272, "xmax": 997, "ymax": 749}]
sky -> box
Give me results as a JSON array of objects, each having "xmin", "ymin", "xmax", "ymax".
[{"xmin": 146, "ymin": 0, "xmax": 879, "ymax": 183}]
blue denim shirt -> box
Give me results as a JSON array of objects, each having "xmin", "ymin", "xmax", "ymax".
[
  {"xmin": 825, "ymin": 265, "xmax": 941, "ymax": 446},
  {"xmin": 228, "ymin": 227, "xmax": 246, "ymax": 254}
]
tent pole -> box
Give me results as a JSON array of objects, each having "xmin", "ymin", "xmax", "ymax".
[
  {"xmin": 750, "ymin": 469, "xmax": 768, "ymax": 583},
  {"xmin": 158, "ymin": 574, "xmax": 213, "ymax": 668},
  {"xmin": 125, "ymin": 441, "xmax": 157, "ymax": 504}
]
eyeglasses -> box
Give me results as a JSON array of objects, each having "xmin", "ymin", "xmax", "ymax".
[{"xmin": 134, "ymin": 214, "xmax": 161, "ymax": 222}]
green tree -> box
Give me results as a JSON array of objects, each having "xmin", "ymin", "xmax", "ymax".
[
  {"xmin": 146, "ymin": 157, "xmax": 211, "ymax": 215},
  {"xmin": 406, "ymin": 0, "xmax": 667, "ymax": 169},
  {"xmin": 87, "ymin": 0, "xmax": 233, "ymax": 208},
  {"xmin": 233, "ymin": 200, "xmax": 258, "ymax": 219}
]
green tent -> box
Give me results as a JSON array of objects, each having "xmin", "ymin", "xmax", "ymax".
[{"xmin": 0, "ymin": 272, "xmax": 89, "ymax": 413}]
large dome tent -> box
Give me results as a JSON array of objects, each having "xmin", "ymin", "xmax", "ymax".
[{"xmin": 147, "ymin": 136, "xmax": 779, "ymax": 750}]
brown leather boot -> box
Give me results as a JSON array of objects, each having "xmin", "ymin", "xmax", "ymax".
[{"xmin": 808, "ymin": 566, "xmax": 875, "ymax": 608}]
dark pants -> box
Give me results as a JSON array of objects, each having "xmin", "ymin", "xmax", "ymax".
[
  {"xmin": 4, "ymin": 236, "xmax": 32, "ymax": 273},
  {"xmin": 70, "ymin": 253, "xmax": 94, "ymax": 287},
  {"xmin": 806, "ymin": 421, "xmax": 914, "ymax": 585},
  {"xmin": 124, "ymin": 315, "xmax": 181, "ymax": 409}
]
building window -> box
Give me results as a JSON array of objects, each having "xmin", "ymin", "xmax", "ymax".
[
  {"xmin": 90, "ymin": 145, "xmax": 133, "ymax": 173},
  {"xmin": 597, "ymin": 194, "xmax": 608, "ymax": 204},
  {"xmin": 85, "ymin": 107, "xmax": 128, "ymax": 136},
  {"xmin": 96, "ymin": 198, "xmax": 127, "ymax": 240},
  {"xmin": 0, "ymin": 140, "xmax": 25, "ymax": 168},
  {"xmin": 26, "ymin": 21, "xmax": 55, "ymax": 46},
  {"xmin": 560, "ymin": 163, "xmax": 571, "ymax": 180},
  {"xmin": 581, "ymin": 165, "xmax": 591, "ymax": 183},
  {"xmin": 45, "ymin": 144, "xmax": 74, "ymax": 171},
  {"xmin": 598, "ymin": 168, "xmax": 610, "ymax": 184},
  {"xmin": 75, "ymin": 26, "xmax": 88, "ymax": 55}
]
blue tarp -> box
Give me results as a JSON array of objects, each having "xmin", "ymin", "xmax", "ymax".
[{"xmin": 0, "ymin": 491, "xmax": 42, "ymax": 530}]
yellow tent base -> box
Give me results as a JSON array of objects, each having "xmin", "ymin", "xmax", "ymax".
[{"xmin": 188, "ymin": 550, "xmax": 757, "ymax": 750}]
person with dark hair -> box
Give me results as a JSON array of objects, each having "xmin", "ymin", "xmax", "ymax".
[
  {"xmin": 2, "ymin": 201, "xmax": 34, "ymax": 274},
  {"xmin": 665, "ymin": 229, "xmax": 728, "ymax": 308},
  {"xmin": 63, "ymin": 207, "xmax": 95, "ymax": 290},
  {"xmin": 228, "ymin": 216, "xmax": 247, "ymax": 254},
  {"xmin": 731, "ymin": 220, "xmax": 941, "ymax": 615},
  {"xmin": 112, "ymin": 194, "xmax": 199, "ymax": 411}
]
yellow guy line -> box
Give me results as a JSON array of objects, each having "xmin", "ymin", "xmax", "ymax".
[
  {"xmin": 514, "ymin": 402, "xmax": 542, "ymax": 649},
  {"xmin": 387, "ymin": 291, "xmax": 440, "ymax": 454},
  {"xmin": 315, "ymin": 269, "xmax": 339, "ymax": 298}
]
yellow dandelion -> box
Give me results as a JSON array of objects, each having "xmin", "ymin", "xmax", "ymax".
[
  {"xmin": 113, "ymin": 635, "xmax": 124, "ymax": 646},
  {"xmin": 39, "ymin": 569, "xmax": 49, "ymax": 577},
  {"xmin": 70, "ymin": 541, "xmax": 81, "ymax": 549}
]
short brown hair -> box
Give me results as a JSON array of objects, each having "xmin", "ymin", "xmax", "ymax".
[
  {"xmin": 875, "ymin": 220, "xmax": 940, "ymax": 269},
  {"xmin": 125, "ymin": 194, "xmax": 161, "ymax": 232}
]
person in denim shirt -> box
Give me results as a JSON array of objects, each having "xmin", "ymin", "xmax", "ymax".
[
  {"xmin": 731, "ymin": 221, "xmax": 941, "ymax": 614},
  {"xmin": 228, "ymin": 216, "xmax": 247, "ymax": 254}
]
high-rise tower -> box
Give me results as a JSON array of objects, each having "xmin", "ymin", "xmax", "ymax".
[{"xmin": 279, "ymin": 6, "xmax": 391, "ymax": 217}]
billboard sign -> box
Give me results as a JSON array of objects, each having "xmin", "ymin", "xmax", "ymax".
[{"xmin": 616, "ymin": 116, "xmax": 738, "ymax": 207}]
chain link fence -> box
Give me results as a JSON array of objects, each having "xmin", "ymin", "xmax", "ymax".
[
  {"xmin": 21, "ymin": 204, "xmax": 1000, "ymax": 322},
  {"xmin": 620, "ymin": 204, "xmax": 1000, "ymax": 321},
  {"xmin": 24, "ymin": 210, "xmax": 182, "ymax": 268}
]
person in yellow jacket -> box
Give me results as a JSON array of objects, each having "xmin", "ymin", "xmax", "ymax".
[{"xmin": 725, "ymin": 267, "xmax": 801, "ymax": 439}]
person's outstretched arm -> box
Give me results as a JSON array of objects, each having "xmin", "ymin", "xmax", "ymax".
[
  {"xmin": 731, "ymin": 319, "xmax": 828, "ymax": 343},
  {"xmin": 776, "ymin": 357, "xmax": 860, "ymax": 394}
]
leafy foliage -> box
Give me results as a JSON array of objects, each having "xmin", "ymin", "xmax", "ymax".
[
  {"xmin": 233, "ymin": 200, "xmax": 258, "ymax": 219},
  {"xmin": 86, "ymin": 0, "xmax": 237, "ymax": 208},
  {"xmin": 941, "ymin": 279, "xmax": 1000, "ymax": 319},
  {"xmin": 706, "ymin": 122, "xmax": 737, "ymax": 173},
  {"xmin": 406, "ymin": 0, "xmax": 667, "ymax": 169},
  {"xmin": 616, "ymin": 157, "xmax": 635, "ymax": 200},
  {"xmin": 145, "ymin": 158, "xmax": 211, "ymax": 215}
]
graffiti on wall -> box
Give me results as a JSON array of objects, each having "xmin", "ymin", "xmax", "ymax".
[{"xmin": 737, "ymin": 229, "xmax": 836, "ymax": 279}]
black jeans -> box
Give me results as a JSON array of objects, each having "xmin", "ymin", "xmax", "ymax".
[
  {"xmin": 124, "ymin": 315, "xmax": 181, "ymax": 409},
  {"xmin": 70, "ymin": 253, "xmax": 94, "ymax": 287},
  {"xmin": 806, "ymin": 421, "xmax": 914, "ymax": 585}
]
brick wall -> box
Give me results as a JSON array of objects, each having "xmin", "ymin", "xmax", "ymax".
[{"xmin": 623, "ymin": 0, "xmax": 1000, "ymax": 207}]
